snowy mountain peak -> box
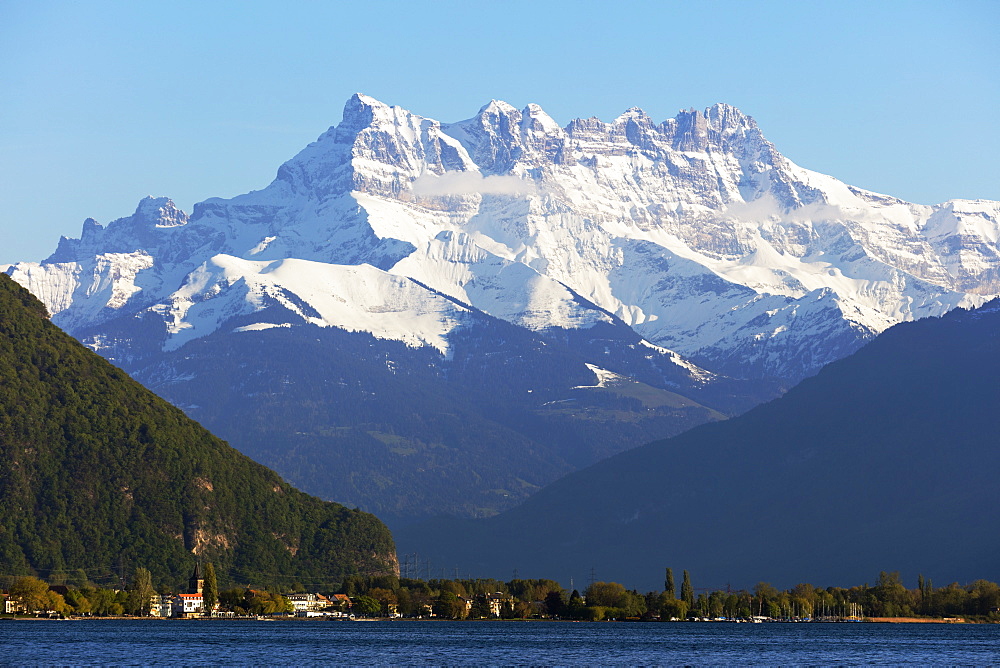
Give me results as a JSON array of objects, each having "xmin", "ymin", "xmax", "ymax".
[
  {"xmin": 615, "ymin": 106, "xmax": 652, "ymax": 122},
  {"xmin": 478, "ymin": 99, "xmax": 519, "ymax": 117},
  {"xmin": 351, "ymin": 92, "xmax": 387, "ymax": 107},
  {"xmin": 8, "ymin": 95, "xmax": 1000, "ymax": 382},
  {"xmin": 9, "ymin": 94, "xmax": 1000, "ymax": 528},
  {"xmin": 521, "ymin": 103, "xmax": 561, "ymax": 133},
  {"xmin": 339, "ymin": 92, "xmax": 391, "ymax": 130},
  {"xmin": 704, "ymin": 102, "xmax": 757, "ymax": 128},
  {"xmin": 134, "ymin": 196, "xmax": 189, "ymax": 228},
  {"xmin": 81, "ymin": 217, "xmax": 103, "ymax": 235}
]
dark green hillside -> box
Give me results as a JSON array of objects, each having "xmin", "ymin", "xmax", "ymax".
[{"xmin": 0, "ymin": 274, "xmax": 395, "ymax": 589}]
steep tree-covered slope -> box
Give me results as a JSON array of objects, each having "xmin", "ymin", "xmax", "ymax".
[
  {"xmin": 397, "ymin": 301, "xmax": 1000, "ymax": 591},
  {"xmin": 0, "ymin": 274, "xmax": 396, "ymax": 589}
]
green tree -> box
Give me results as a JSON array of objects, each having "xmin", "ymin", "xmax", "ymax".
[
  {"xmin": 664, "ymin": 568, "xmax": 675, "ymax": 599},
  {"xmin": 585, "ymin": 581, "xmax": 628, "ymax": 608},
  {"xmin": 393, "ymin": 588, "xmax": 415, "ymax": 616},
  {"xmin": 88, "ymin": 588, "xmax": 125, "ymax": 616},
  {"xmin": 543, "ymin": 590, "xmax": 565, "ymax": 617},
  {"xmin": 127, "ymin": 567, "xmax": 156, "ymax": 616},
  {"xmin": 65, "ymin": 589, "xmax": 93, "ymax": 615},
  {"xmin": 511, "ymin": 600, "xmax": 534, "ymax": 619},
  {"xmin": 69, "ymin": 569, "xmax": 90, "ymax": 588},
  {"xmin": 202, "ymin": 563, "xmax": 218, "ymax": 615},
  {"xmin": 753, "ymin": 582, "xmax": 779, "ymax": 617},
  {"xmin": 353, "ymin": 595, "xmax": 382, "ymax": 618},
  {"xmin": 681, "ymin": 570, "xmax": 694, "ymax": 609},
  {"xmin": 707, "ymin": 590, "xmax": 726, "ymax": 618},
  {"xmin": 369, "ymin": 587, "xmax": 398, "ymax": 616},
  {"xmin": 565, "ymin": 589, "xmax": 586, "ymax": 619},
  {"xmin": 241, "ymin": 588, "xmax": 291, "ymax": 615},
  {"xmin": 968, "ymin": 580, "xmax": 1000, "ymax": 616},
  {"xmin": 8, "ymin": 576, "xmax": 51, "ymax": 613},
  {"xmin": 874, "ymin": 571, "xmax": 913, "ymax": 617},
  {"xmin": 433, "ymin": 590, "xmax": 467, "ymax": 619},
  {"xmin": 467, "ymin": 596, "xmax": 491, "ymax": 619},
  {"xmin": 45, "ymin": 591, "xmax": 70, "ymax": 616},
  {"xmin": 789, "ymin": 583, "xmax": 817, "ymax": 619},
  {"xmin": 659, "ymin": 596, "xmax": 688, "ymax": 620}
]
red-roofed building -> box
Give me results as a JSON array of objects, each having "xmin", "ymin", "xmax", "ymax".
[{"xmin": 173, "ymin": 593, "xmax": 204, "ymax": 617}]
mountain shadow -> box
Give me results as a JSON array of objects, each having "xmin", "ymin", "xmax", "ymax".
[{"xmin": 396, "ymin": 301, "xmax": 1000, "ymax": 591}]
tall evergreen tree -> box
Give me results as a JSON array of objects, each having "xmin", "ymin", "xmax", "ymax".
[
  {"xmin": 665, "ymin": 568, "xmax": 675, "ymax": 599},
  {"xmin": 543, "ymin": 589, "xmax": 565, "ymax": 617},
  {"xmin": 681, "ymin": 570, "xmax": 694, "ymax": 608},
  {"xmin": 202, "ymin": 563, "xmax": 218, "ymax": 615},
  {"xmin": 128, "ymin": 567, "xmax": 155, "ymax": 616}
]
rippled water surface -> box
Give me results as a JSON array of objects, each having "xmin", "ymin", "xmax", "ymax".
[{"xmin": 2, "ymin": 619, "xmax": 997, "ymax": 665}]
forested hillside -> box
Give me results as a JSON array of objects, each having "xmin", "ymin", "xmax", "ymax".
[{"xmin": 0, "ymin": 274, "xmax": 396, "ymax": 589}]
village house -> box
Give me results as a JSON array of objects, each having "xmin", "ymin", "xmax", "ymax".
[
  {"xmin": 287, "ymin": 592, "xmax": 348, "ymax": 618},
  {"xmin": 150, "ymin": 594, "xmax": 173, "ymax": 618},
  {"xmin": 173, "ymin": 593, "xmax": 204, "ymax": 617},
  {"xmin": 322, "ymin": 593, "xmax": 352, "ymax": 618},
  {"xmin": 3, "ymin": 591, "xmax": 22, "ymax": 614},
  {"xmin": 486, "ymin": 592, "xmax": 515, "ymax": 617},
  {"xmin": 286, "ymin": 592, "xmax": 324, "ymax": 613}
]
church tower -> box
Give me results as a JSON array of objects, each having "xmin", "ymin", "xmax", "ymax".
[{"xmin": 189, "ymin": 563, "xmax": 204, "ymax": 594}]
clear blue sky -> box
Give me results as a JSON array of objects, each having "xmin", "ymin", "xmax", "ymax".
[{"xmin": 1, "ymin": 0, "xmax": 997, "ymax": 263}]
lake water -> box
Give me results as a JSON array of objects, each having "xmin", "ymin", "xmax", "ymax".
[{"xmin": 1, "ymin": 619, "xmax": 997, "ymax": 665}]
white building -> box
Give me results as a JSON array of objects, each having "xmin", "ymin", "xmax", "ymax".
[
  {"xmin": 150, "ymin": 594, "xmax": 173, "ymax": 618},
  {"xmin": 286, "ymin": 592, "xmax": 333, "ymax": 613},
  {"xmin": 173, "ymin": 593, "xmax": 204, "ymax": 617}
]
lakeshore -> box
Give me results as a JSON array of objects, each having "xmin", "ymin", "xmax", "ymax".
[
  {"xmin": 2, "ymin": 613, "xmax": 990, "ymax": 624},
  {"xmin": 4, "ymin": 569, "xmax": 999, "ymax": 623}
]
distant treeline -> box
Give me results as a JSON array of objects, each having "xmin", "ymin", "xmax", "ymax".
[
  {"xmin": 5, "ymin": 568, "xmax": 998, "ymax": 621},
  {"xmin": 341, "ymin": 570, "xmax": 1000, "ymax": 621}
]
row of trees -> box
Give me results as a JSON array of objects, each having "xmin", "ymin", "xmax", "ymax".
[
  {"xmin": 5, "ymin": 568, "xmax": 999, "ymax": 621},
  {"xmin": 217, "ymin": 588, "xmax": 293, "ymax": 615},
  {"xmin": 336, "ymin": 569, "xmax": 1000, "ymax": 622},
  {"xmin": 2, "ymin": 570, "xmax": 159, "ymax": 617}
]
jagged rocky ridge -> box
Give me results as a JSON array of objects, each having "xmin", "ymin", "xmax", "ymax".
[{"xmin": 6, "ymin": 95, "xmax": 1000, "ymax": 521}]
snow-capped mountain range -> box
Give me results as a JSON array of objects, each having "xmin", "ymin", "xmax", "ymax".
[
  {"xmin": 10, "ymin": 94, "xmax": 998, "ymax": 380},
  {"xmin": 6, "ymin": 94, "xmax": 1000, "ymax": 521}
]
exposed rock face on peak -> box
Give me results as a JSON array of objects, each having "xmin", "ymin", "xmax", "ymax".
[
  {"xmin": 6, "ymin": 95, "xmax": 999, "ymax": 521},
  {"xmin": 135, "ymin": 195, "xmax": 189, "ymax": 228}
]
